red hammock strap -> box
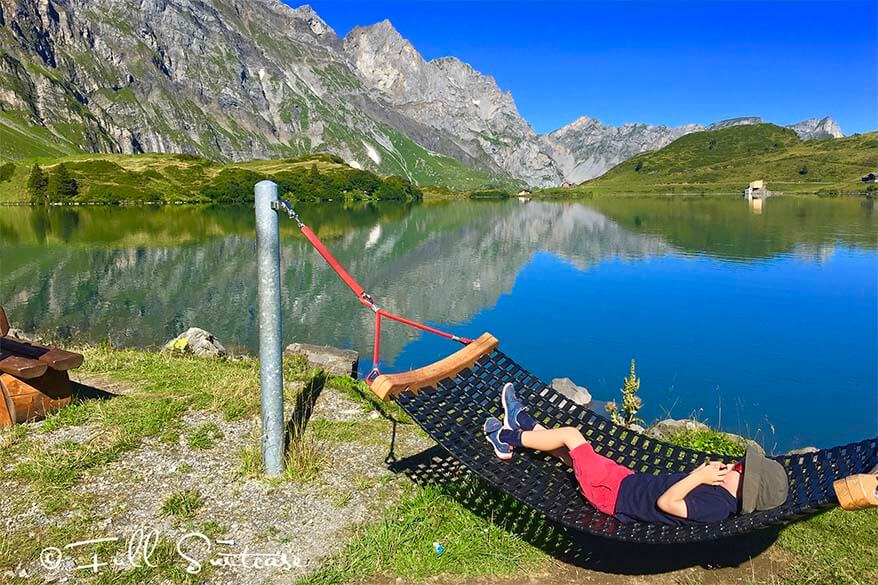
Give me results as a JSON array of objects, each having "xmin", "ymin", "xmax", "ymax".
[
  {"xmin": 287, "ymin": 209, "xmax": 471, "ymax": 382},
  {"xmin": 300, "ymin": 225, "xmax": 366, "ymax": 299}
]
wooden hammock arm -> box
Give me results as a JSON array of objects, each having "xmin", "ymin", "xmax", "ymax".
[{"xmin": 370, "ymin": 333, "xmax": 499, "ymax": 400}]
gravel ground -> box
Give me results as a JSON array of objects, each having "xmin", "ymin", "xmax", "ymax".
[{"xmin": 2, "ymin": 376, "xmax": 432, "ymax": 584}]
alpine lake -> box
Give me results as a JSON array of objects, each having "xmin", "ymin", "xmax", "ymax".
[{"xmin": 1, "ymin": 195, "xmax": 875, "ymax": 452}]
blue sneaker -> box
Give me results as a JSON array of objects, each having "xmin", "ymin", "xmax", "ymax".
[
  {"xmin": 484, "ymin": 416, "xmax": 513, "ymax": 460},
  {"xmin": 501, "ymin": 383, "xmax": 533, "ymax": 431}
]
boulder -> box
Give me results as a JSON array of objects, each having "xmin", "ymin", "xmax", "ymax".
[
  {"xmin": 164, "ymin": 328, "xmax": 227, "ymax": 357},
  {"xmin": 285, "ymin": 343, "xmax": 358, "ymax": 378},
  {"xmin": 646, "ymin": 418, "xmax": 708, "ymax": 439},
  {"xmin": 551, "ymin": 377, "xmax": 592, "ymax": 406}
]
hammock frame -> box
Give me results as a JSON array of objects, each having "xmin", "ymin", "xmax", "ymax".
[{"xmin": 370, "ymin": 333, "xmax": 878, "ymax": 543}]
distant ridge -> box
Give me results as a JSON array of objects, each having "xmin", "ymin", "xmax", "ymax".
[
  {"xmin": 540, "ymin": 116, "xmax": 845, "ymax": 184},
  {"xmin": 575, "ymin": 123, "xmax": 873, "ymax": 195}
]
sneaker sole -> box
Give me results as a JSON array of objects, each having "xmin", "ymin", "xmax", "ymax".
[
  {"xmin": 501, "ymin": 383, "xmax": 516, "ymax": 431},
  {"xmin": 485, "ymin": 434, "xmax": 512, "ymax": 460}
]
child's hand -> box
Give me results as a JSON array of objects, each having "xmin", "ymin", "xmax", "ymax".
[{"xmin": 691, "ymin": 461, "xmax": 731, "ymax": 485}]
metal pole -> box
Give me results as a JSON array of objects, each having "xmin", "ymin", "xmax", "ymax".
[{"xmin": 254, "ymin": 180, "xmax": 284, "ymax": 476}]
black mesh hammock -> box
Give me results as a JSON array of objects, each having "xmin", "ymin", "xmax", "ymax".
[
  {"xmin": 372, "ymin": 334, "xmax": 878, "ymax": 544},
  {"xmin": 276, "ymin": 201, "xmax": 878, "ymax": 544}
]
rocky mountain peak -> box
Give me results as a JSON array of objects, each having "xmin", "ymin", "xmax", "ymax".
[
  {"xmin": 540, "ymin": 116, "xmax": 702, "ymax": 184},
  {"xmin": 706, "ymin": 116, "xmax": 763, "ymax": 130},
  {"xmin": 343, "ymin": 17, "xmax": 560, "ymax": 186},
  {"xmin": 289, "ymin": 4, "xmax": 336, "ymax": 38},
  {"xmin": 343, "ymin": 19, "xmax": 426, "ymax": 96},
  {"xmin": 788, "ymin": 116, "xmax": 844, "ymax": 139}
]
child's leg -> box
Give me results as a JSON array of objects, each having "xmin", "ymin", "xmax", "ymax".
[
  {"xmin": 531, "ymin": 424, "xmax": 575, "ymax": 466},
  {"xmin": 520, "ymin": 426, "xmax": 587, "ymax": 453}
]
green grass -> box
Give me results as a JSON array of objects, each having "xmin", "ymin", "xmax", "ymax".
[
  {"xmin": 774, "ymin": 507, "xmax": 878, "ymax": 584},
  {"xmin": 297, "ymin": 484, "xmax": 549, "ymax": 584},
  {"xmin": 0, "ymin": 152, "xmax": 424, "ymax": 204},
  {"xmin": 0, "ymin": 112, "xmax": 82, "ymax": 160},
  {"xmin": 549, "ymin": 124, "xmax": 878, "ymax": 196},
  {"xmin": 662, "ymin": 427, "xmax": 747, "ymax": 457},
  {"xmin": 161, "ymin": 489, "xmax": 204, "ymax": 520},
  {"xmin": 187, "ymin": 422, "xmax": 223, "ymax": 450},
  {"xmin": 2, "ymin": 344, "xmax": 873, "ymax": 584}
]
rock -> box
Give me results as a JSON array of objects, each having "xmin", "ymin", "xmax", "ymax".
[
  {"xmin": 646, "ymin": 418, "xmax": 709, "ymax": 439},
  {"xmin": 550, "ymin": 377, "xmax": 592, "ymax": 406},
  {"xmin": 647, "ymin": 419, "xmax": 766, "ymax": 455},
  {"xmin": 787, "ymin": 117, "xmax": 844, "ymax": 140},
  {"xmin": 741, "ymin": 438, "xmax": 766, "ymax": 457},
  {"xmin": 540, "ymin": 116, "xmax": 701, "ymax": 184},
  {"xmin": 629, "ymin": 423, "xmax": 646, "ymax": 434},
  {"xmin": 164, "ymin": 327, "xmax": 226, "ymax": 357},
  {"xmin": 786, "ymin": 446, "xmax": 819, "ymax": 455},
  {"xmin": 5, "ymin": 328, "xmax": 30, "ymax": 341},
  {"xmin": 285, "ymin": 343, "xmax": 358, "ymax": 378}
]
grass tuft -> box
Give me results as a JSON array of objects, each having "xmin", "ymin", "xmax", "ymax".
[
  {"xmin": 161, "ymin": 489, "xmax": 204, "ymax": 520},
  {"xmin": 187, "ymin": 422, "xmax": 223, "ymax": 450},
  {"xmin": 662, "ymin": 427, "xmax": 747, "ymax": 457}
]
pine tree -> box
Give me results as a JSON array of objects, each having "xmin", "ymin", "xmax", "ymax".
[
  {"xmin": 27, "ymin": 164, "xmax": 48, "ymax": 204},
  {"xmin": 47, "ymin": 163, "xmax": 78, "ymax": 202}
]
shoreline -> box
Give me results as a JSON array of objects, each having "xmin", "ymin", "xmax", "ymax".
[{"xmin": 1, "ymin": 190, "xmax": 874, "ymax": 207}]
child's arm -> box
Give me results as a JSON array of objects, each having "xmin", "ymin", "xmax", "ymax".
[{"xmin": 656, "ymin": 462, "xmax": 730, "ymax": 518}]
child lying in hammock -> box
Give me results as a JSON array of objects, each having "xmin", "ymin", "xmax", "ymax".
[{"xmin": 484, "ymin": 384, "xmax": 789, "ymax": 525}]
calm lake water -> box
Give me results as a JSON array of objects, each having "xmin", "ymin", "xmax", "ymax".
[{"xmin": 1, "ymin": 196, "xmax": 876, "ymax": 452}]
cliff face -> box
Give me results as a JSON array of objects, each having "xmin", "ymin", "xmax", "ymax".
[
  {"xmin": 0, "ymin": 0, "xmax": 558, "ymax": 185},
  {"xmin": 787, "ymin": 117, "xmax": 844, "ymax": 140},
  {"xmin": 343, "ymin": 21, "xmax": 560, "ymax": 187},
  {"xmin": 539, "ymin": 117, "xmax": 701, "ymax": 184}
]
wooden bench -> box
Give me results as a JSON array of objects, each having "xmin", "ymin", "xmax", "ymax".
[{"xmin": 0, "ymin": 306, "xmax": 83, "ymax": 426}]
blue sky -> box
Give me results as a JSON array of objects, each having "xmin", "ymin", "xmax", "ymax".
[{"xmin": 295, "ymin": 1, "xmax": 877, "ymax": 135}]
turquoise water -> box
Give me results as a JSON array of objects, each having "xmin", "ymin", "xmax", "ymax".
[{"xmin": 1, "ymin": 196, "xmax": 875, "ymax": 451}]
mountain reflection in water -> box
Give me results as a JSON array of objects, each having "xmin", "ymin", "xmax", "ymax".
[{"xmin": 1, "ymin": 196, "xmax": 875, "ymax": 450}]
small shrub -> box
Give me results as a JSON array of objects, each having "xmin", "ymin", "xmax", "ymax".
[
  {"xmin": 606, "ymin": 359, "xmax": 643, "ymax": 428},
  {"xmin": 0, "ymin": 162, "xmax": 15, "ymax": 182}
]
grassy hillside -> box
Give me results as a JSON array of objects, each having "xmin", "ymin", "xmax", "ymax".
[
  {"xmin": 0, "ymin": 152, "xmax": 429, "ymax": 204},
  {"xmin": 0, "ymin": 111, "xmax": 520, "ymax": 193},
  {"xmin": 551, "ymin": 124, "xmax": 878, "ymax": 196}
]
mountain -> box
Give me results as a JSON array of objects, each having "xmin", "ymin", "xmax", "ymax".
[
  {"xmin": 787, "ymin": 117, "xmax": 844, "ymax": 140},
  {"xmin": 540, "ymin": 116, "xmax": 846, "ymax": 183},
  {"xmin": 0, "ymin": 0, "xmax": 848, "ymax": 189},
  {"xmin": 0, "ymin": 0, "xmax": 547, "ymax": 187},
  {"xmin": 538, "ymin": 117, "xmax": 701, "ymax": 185},
  {"xmin": 576, "ymin": 123, "xmax": 875, "ymax": 195},
  {"xmin": 344, "ymin": 21, "xmax": 560, "ymax": 187}
]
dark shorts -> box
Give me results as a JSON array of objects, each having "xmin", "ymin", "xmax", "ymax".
[{"xmin": 570, "ymin": 443, "xmax": 634, "ymax": 515}]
